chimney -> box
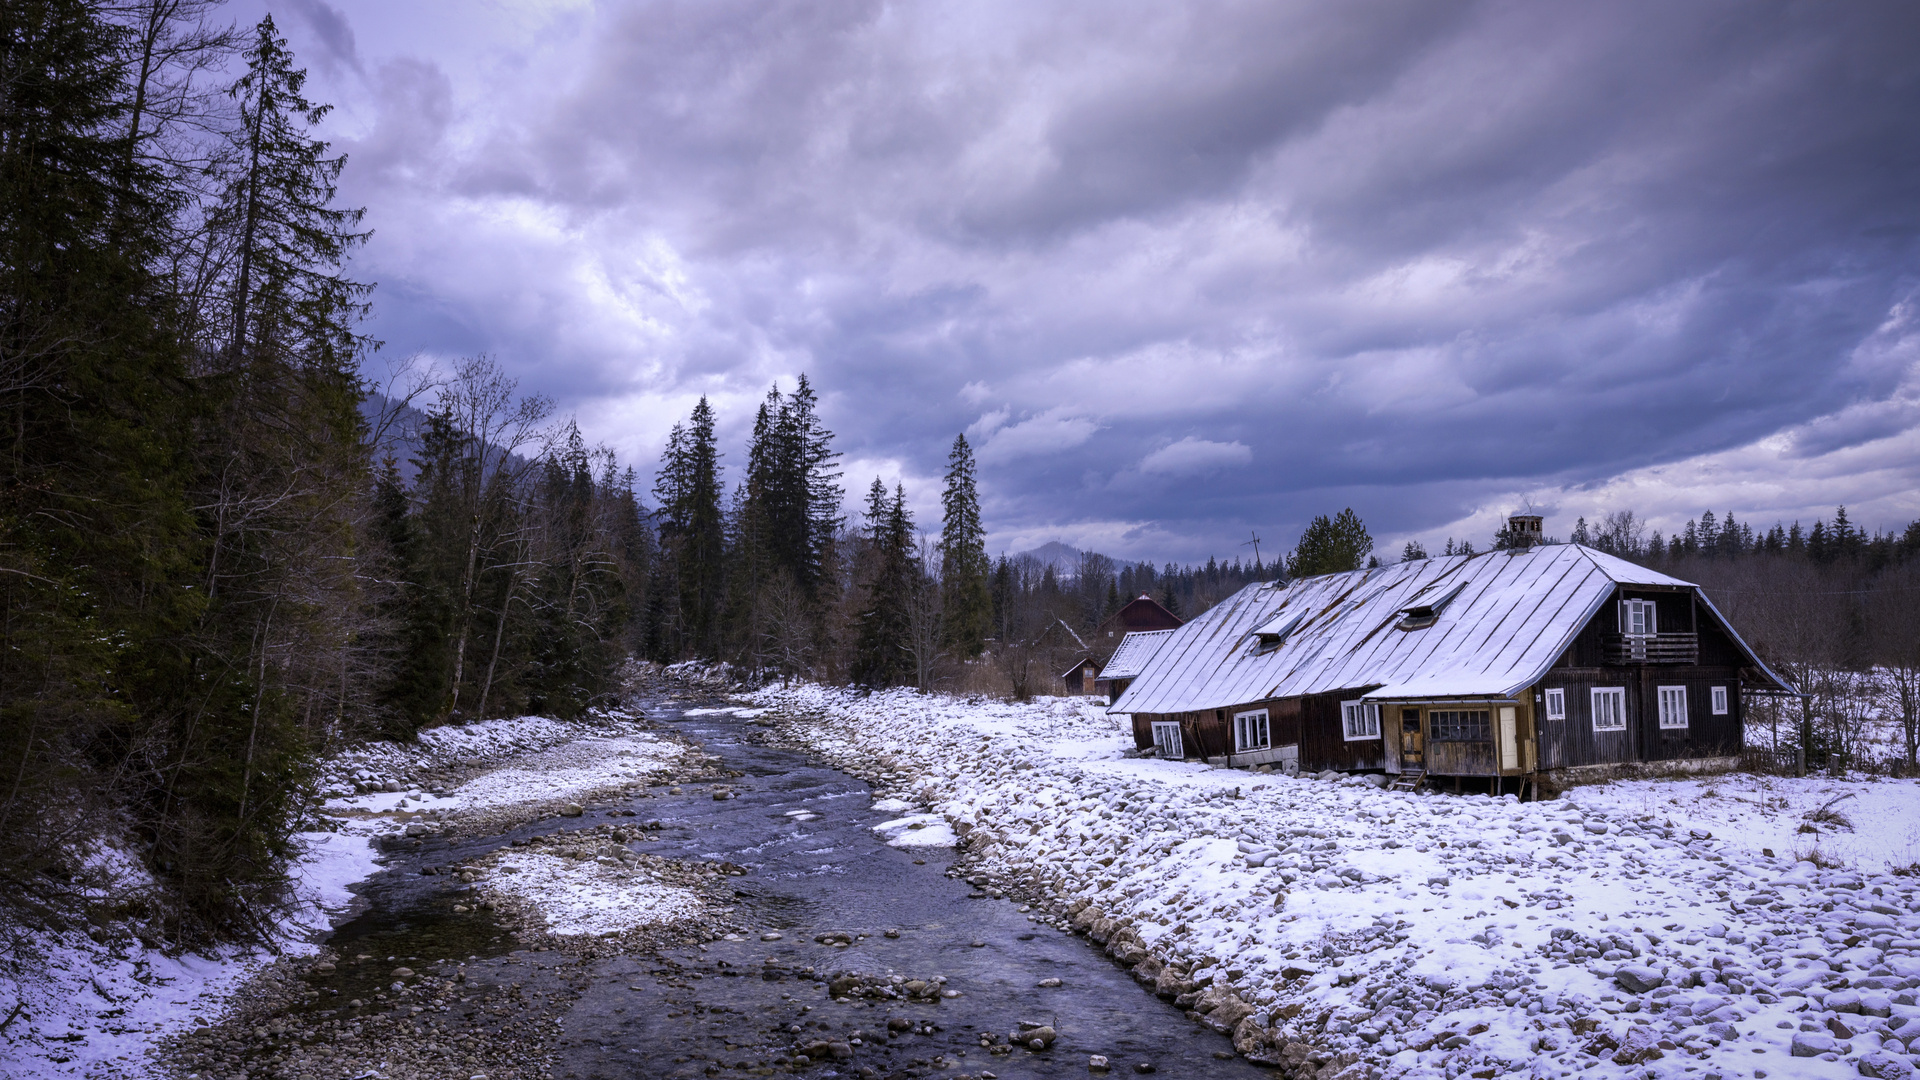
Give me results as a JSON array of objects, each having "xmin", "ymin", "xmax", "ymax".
[{"xmin": 1509, "ymin": 514, "xmax": 1544, "ymax": 542}]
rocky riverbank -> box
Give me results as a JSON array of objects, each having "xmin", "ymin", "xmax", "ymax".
[{"xmin": 744, "ymin": 680, "xmax": 1920, "ymax": 1080}]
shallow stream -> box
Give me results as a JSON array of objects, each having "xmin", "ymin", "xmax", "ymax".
[{"xmin": 304, "ymin": 699, "xmax": 1267, "ymax": 1079}]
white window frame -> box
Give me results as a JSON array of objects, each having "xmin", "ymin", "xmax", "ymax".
[
  {"xmin": 1150, "ymin": 721, "xmax": 1184, "ymax": 759},
  {"xmin": 1711, "ymin": 686, "xmax": 1729, "ymax": 715},
  {"xmin": 1341, "ymin": 700, "xmax": 1381, "ymax": 741},
  {"xmin": 1592, "ymin": 687, "xmax": 1626, "ymax": 732},
  {"xmin": 1622, "ymin": 599, "xmax": 1658, "ymax": 637},
  {"xmin": 1544, "ymin": 688, "xmax": 1566, "ymax": 721},
  {"xmin": 1234, "ymin": 709, "xmax": 1271, "ymax": 753},
  {"xmin": 1658, "ymin": 685, "xmax": 1689, "ymax": 729}
]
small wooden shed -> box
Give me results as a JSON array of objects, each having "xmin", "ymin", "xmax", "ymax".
[{"xmin": 1060, "ymin": 657, "xmax": 1100, "ymax": 696}]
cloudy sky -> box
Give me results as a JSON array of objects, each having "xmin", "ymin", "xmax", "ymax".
[{"xmin": 251, "ymin": 0, "xmax": 1920, "ymax": 563}]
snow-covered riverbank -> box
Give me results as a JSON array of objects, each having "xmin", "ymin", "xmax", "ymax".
[
  {"xmin": 1, "ymin": 708, "xmax": 691, "ymax": 1079},
  {"xmin": 750, "ymin": 682, "xmax": 1920, "ymax": 1080}
]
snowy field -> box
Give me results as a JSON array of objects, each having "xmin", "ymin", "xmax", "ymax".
[
  {"xmin": 748, "ymin": 682, "xmax": 1920, "ymax": 1080},
  {"xmin": 2, "ymin": 709, "xmax": 685, "ymax": 1079}
]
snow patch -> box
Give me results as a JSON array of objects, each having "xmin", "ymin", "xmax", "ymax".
[{"xmin": 483, "ymin": 852, "xmax": 704, "ymax": 938}]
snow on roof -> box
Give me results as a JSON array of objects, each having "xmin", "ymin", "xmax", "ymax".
[
  {"xmin": 1109, "ymin": 544, "xmax": 1792, "ymax": 715},
  {"xmin": 1097, "ymin": 629, "xmax": 1177, "ymax": 681}
]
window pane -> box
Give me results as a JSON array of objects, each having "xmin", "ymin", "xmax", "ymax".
[
  {"xmin": 1592, "ymin": 688, "xmax": 1626, "ymax": 730},
  {"xmin": 1430, "ymin": 709, "xmax": 1491, "ymax": 741}
]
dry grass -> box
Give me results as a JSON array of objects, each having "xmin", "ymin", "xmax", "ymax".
[
  {"xmin": 1796, "ymin": 845, "xmax": 1850, "ymax": 870},
  {"xmin": 1802, "ymin": 792, "xmax": 1858, "ymax": 832}
]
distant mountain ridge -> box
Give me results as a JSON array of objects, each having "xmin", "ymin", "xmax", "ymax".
[{"xmin": 1010, "ymin": 540, "xmax": 1141, "ymax": 576}]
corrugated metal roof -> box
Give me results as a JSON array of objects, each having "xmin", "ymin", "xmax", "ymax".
[
  {"xmin": 1109, "ymin": 544, "xmax": 1793, "ymax": 715},
  {"xmin": 1097, "ymin": 629, "xmax": 1177, "ymax": 681}
]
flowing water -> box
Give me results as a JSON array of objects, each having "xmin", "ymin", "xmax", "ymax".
[{"xmin": 303, "ymin": 699, "xmax": 1267, "ymax": 1079}]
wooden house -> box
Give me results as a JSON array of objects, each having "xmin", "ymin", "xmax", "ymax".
[
  {"xmin": 1109, "ymin": 542, "xmax": 1794, "ymax": 789},
  {"xmin": 1095, "ymin": 595, "xmax": 1184, "ymax": 644}
]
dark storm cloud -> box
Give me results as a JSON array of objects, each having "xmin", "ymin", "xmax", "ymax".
[
  {"xmin": 284, "ymin": 0, "xmax": 362, "ymax": 76},
  {"xmin": 318, "ymin": 0, "xmax": 1920, "ymax": 559}
]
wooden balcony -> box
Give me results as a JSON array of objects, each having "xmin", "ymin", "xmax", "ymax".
[{"xmin": 1604, "ymin": 632, "xmax": 1698, "ymax": 665}]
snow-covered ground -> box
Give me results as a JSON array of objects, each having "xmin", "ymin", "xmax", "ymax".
[
  {"xmin": 0, "ymin": 827, "xmax": 378, "ymax": 1079},
  {"xmin": 1, "ymin": 709, "xmax": 689, "ymax": 1079},
  {"xmin": 320, "ymin": 710, "xmax": 690, "ymax": 834},
  {"xmin": 748, "ymin": 682, "xmax": 1920, "ymax": 1080}
]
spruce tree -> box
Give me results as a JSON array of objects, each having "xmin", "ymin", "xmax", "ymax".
[
  {"xmin": 853, "ymin": 479, "xmax": 917, "ymax": 686},
  {"xmin": 939, "ymin": 434, "xmax": 991, "ymax": 655},
  {"xmin": 0, "ymin": 0, "xmax": 203, "ymax": 904},
  {"xmin": 654, "ymin": 398, "xmax": 725, "ymax": 656},
  {"xmin": 1287, "ymin": 508, "xmax": 1373, "ymax": 577}
]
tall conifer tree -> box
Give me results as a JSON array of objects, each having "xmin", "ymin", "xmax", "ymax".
[
  {"xmin": 654, "ymin": 398, "xmax": 724, "ymax": 656},
  {"xmin": 939, "ymin": 434, "xmax": 991, "ymax": 655}
]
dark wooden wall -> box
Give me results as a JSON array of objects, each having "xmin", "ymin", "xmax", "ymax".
[
  {"xmin": 1133, "ymin": 690, "xmax": 1410, "ymax": 772},
  {"xmin": 1535, "ymin": 590, "xmax": 1745, "ymax": 769},
  {"xmin": 1297, "ymin": 689, "xmax": 1386, "ymax": 772}
]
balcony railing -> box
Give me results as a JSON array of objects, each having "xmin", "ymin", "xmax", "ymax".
[{"xmin": 1603, "ymin": 632, "xmax": 1698, "ymax": 665}]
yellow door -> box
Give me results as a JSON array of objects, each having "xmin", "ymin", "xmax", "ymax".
[{"xmin": 1400, "ymin": 708, "xmax": 1424, "ymax": 767}]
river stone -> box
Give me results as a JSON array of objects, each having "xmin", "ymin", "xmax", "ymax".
[
  {"xmin": 1199, "ymin": 990, "xmax": 1255, "ymax": 1034},
  {"xmin": 1610, "ymin": 1026, "xmax": 1662, "ymax": 1065},
  {"xmin": 1614, "ymin": 964, "xmax": 1665, "ymax": 994},
  {"xmin": 1791, "ymin": 1031, "xmax": 1840, "ymax": 1057},
  {"xmin": 1232, "ymin": 1016, "xmax": 1282, "ymax": 1060},
  {"xmin": 1861, "ymin": 1051, "xmax": 1918, "ymax": 1080},
  {"xmin": 1089, "ymin": 1054, "xmax": 1111, "ymax": 1071},
  {"xmin": 391, "ymin": 967, "xmax": 414, "ymax": 978},
  {"xmin": 1153, "ymin": 967, "xmax": 1189, "ymax": 998},
  {"xmin": 560, "ymin": 803, "xmax": 584, "ymax": 817},
  {"xmin": 803, "ymin": 1039, "xmax": 852, "ymax": 1061}
]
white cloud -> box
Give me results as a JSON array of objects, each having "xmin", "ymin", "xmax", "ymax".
[
  {"xmin": 1138, "ymin": 437, "xmax": 1254, "ymax": 477},
  {"xmin": 974, "ymin": 408, "xmax": 1103, "ymax": 465},
  {"xmin": 966, "ymin": 406, "xmax": 1011, "ymax": 442}
]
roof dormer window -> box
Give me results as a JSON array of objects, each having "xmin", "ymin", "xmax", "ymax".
[
  {"xmin": 1251, "ymin": 613, "xmax": 1303, "ymax": 655},
  {"xmin": 1396, "ymin": 582, "xmax": 1466, "ymax": 630}
]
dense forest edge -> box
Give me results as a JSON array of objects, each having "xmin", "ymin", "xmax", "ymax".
[{"xmin": 4, "ymin": 0, "xmax": 1918, "ymax": 950}]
